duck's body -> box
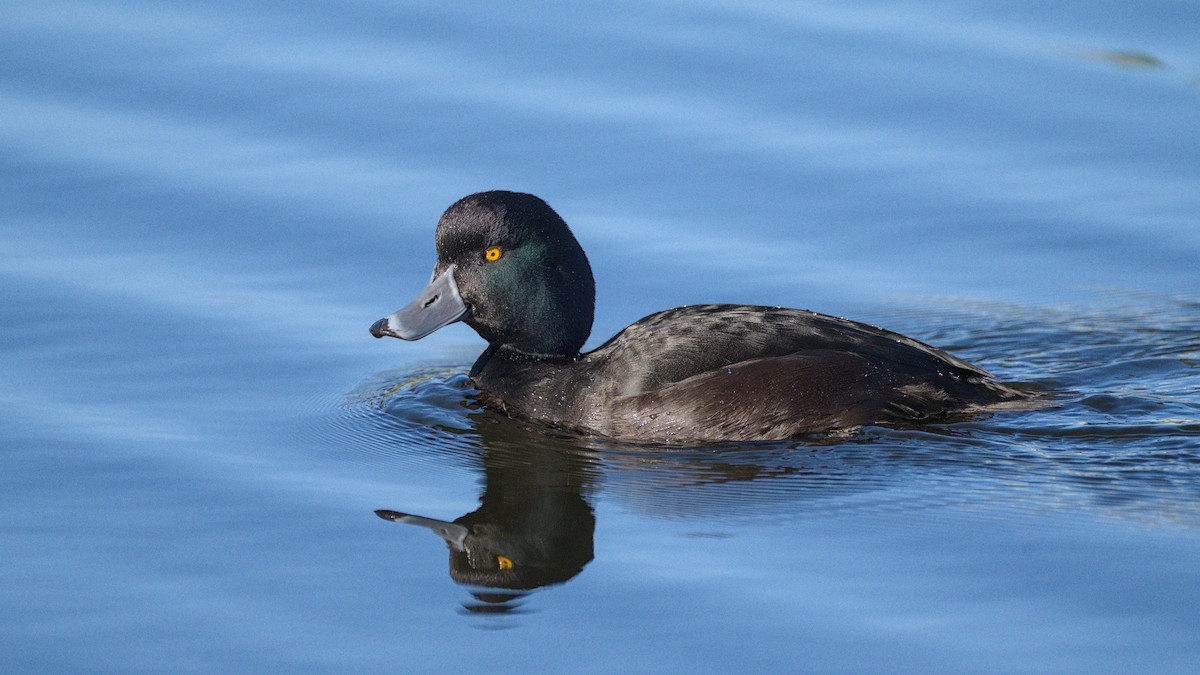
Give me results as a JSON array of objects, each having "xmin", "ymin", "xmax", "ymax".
[
  {"xmin": 371, "ymin": 191, "xmax": 1031, "ymax": 443},
  {"xmin": 471, "ymin": 304, "xmax": 1023, "ymax": 442}
]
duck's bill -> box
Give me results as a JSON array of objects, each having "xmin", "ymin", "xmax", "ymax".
[
  {"xmin": 370, "ymin": 267, "xmax": 468, "ymax": 340},
  {"xmin": 375, "ymin": 509, "xmax": 469, "ymax": 551}
]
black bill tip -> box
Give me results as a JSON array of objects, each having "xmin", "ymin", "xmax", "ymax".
[{"xmin": 369, "ymin": 318, "xmax": 390, "ymax": 339}]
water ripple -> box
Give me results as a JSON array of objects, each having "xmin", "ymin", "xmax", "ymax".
[{"xmin": 318, "ymin": 296, "xmax": 1200, "ymax": 529}]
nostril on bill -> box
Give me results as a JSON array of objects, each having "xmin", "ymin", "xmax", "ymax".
[{"xmin": 424, "ymin": 294, "xmax": 439, "ymax": 308}]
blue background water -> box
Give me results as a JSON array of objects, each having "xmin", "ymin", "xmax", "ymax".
[{"xmin": 3, "ymin": 1, "xmax": 1199, "ymax": 671}]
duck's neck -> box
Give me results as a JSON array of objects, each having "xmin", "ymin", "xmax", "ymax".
[{"xmin": 469, "ymin": 343, "xmax": 577, "ymax": 378}]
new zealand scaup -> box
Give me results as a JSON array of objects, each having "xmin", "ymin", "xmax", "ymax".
[{"xmin": 370, "ymin": 191, "xmax": 1032, "ymax": 443}]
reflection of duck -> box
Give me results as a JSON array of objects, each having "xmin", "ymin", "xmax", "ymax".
[
  {"xmin": 371, "ymin": 191, "xmax": 1032, "ymax": 443},
  {"xmin": 376, "ymin": 433, "xmax": 595, "ymax": 614}
]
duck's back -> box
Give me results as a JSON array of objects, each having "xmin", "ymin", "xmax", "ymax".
[{"xmin": 588, "ymin": 305, "xmax": 989, "ymax": 393}]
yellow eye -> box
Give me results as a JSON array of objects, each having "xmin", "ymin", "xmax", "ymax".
[
  {"xmin": 497, "ymin": 555, "xmax": 514, "ymax": 570},
  {"xmin": 484, "ymin": 246, "xmax": 503, "ymax": 262}
]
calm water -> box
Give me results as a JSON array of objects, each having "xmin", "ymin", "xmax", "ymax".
[{"xmin": 4, "ymin": 1, "xmax": 1200, "ymax": 671}]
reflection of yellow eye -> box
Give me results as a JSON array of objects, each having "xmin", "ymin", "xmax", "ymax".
[
  {"xmin": 484, "ymin": 246, "xmax": 503, "ymax": 262},
  {"xmin": 497, "ymin": 555, "xmax": 514, "ymax": 570}
]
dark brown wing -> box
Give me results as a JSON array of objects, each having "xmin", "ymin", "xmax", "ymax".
[{"xmin": 601, "ymin": 348, "xmax": 1015, "ymax": 442}]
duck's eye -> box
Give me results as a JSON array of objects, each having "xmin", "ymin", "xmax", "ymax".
[
  {"xmin": 497, "ymin": 555, "xmax": 514, "ymax": 570},
  {"xmin": 484, "ymin": 246, "xmax": 503, "ymax": 262}
]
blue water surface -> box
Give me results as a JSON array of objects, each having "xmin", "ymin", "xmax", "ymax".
[{"xmin": 3, "ymin": 1, "xmax": 1199, "ymax": 672}]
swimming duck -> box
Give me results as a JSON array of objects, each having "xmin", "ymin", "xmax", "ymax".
[{"xmin": 370, "ymin": 191, "xmax": 1030, "ymax": 443}]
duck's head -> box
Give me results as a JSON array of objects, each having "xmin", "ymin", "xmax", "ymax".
[{"xmin": 370, "ymin": 191, "xmax": 595, "ymax": 357}]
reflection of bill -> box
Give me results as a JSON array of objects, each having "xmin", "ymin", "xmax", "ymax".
[{"xmin": 375, "ymin": 442, "xmax": 595, "ymax": 614}]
